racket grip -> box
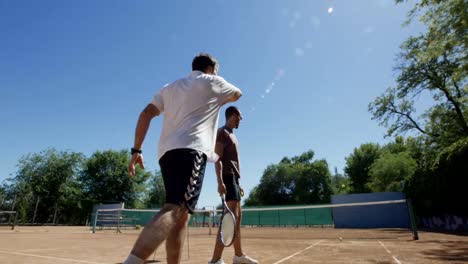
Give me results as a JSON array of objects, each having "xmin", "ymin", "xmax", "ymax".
[{"xmin": 220, "ymin": 193, "xmax": 226, "ymax": 200}]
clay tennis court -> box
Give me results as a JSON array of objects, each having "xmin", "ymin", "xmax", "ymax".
[{"xmin": 0, "ymin": 226, "xmax": 467, "ymax": 264}]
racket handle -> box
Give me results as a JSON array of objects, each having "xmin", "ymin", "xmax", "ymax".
[{"xmin": 220, "ymin": 193, "xmax": 226, "ymax": 200}]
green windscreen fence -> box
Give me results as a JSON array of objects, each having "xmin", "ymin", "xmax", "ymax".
[
  {"xmin": 120, "ymin": 210, "xmax": 156, "ymax": 226},
  {"xmin": 241, "ymin": 206, "xmax": 333, "ymax": 226},
  {"xmin": 92, "ymin": 206, "xmax": 332, "ymax": 231},
  {"xmin": 92, "ymin": 199, "xmax": 416, "ymax": 237}
]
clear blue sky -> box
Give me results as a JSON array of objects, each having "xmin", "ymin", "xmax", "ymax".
[{"xmin": 0, "ymin": 0, "xmax": 426, "ymax": 209}]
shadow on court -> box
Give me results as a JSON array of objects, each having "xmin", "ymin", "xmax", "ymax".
[
  {"xmin": 420, "ymin": 240, "xmax": 468, "ymax": 262},
  {"xmin": 115, "ymin": 261, "xmax": 161, "ymax": 264}
]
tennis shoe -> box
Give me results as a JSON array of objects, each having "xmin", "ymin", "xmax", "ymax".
[
  {"xmin": 233, "ymin": 255, "xmax": 258, "ymax": 264},
  {"xmin": 208, "ymin": 259, "xmax": 225, "ymax": 264}
]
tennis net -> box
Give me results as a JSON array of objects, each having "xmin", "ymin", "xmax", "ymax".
[
  {"xmin": 240, "ymin": 199, "xmax": 418, "ymax": 239},
  {"xmin": 91, "ymin": 208, "xmax": 214, "ymax": 234},
  {"xmin": 91, "ymin": 199, "xmax": 418, "ymax": 240}
]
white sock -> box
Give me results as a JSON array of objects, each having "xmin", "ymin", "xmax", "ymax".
[{"xmin": 123, "ymin": 254, "xmax": 144, "ymax": 264}]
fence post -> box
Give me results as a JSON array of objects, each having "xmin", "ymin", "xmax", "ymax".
[
  {"xmin": 407, "ymin": 199, "xmax": 419, "ymax": 240},
  {"xmin": 52, "ymin": 201, "xmax": 58, "ymax": 225}
]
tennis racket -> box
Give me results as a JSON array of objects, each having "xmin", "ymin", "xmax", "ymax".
[{"xmin": 219, "ymin": 194, "xmax": 236, "ymax": 247}]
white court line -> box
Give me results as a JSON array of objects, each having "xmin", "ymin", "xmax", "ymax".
[
  {"xmin": 273, "ymin": 240, "xmax": 322, "ymax": 264},
  {"xmin": 17, "ymin": 247, "xmax": 64, "ymax": 253},
  {"xmin": 378, "ymin": 240, "xmax": 402, "ymax": 264},
  {"xmin": 0, "ymin": 250, "xmax": 107, "ymax": 264}
]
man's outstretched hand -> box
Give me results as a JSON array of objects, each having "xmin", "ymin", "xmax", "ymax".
[{"xmin": 128, "ymin": 153, "xmax": 145, "ymax": 176}]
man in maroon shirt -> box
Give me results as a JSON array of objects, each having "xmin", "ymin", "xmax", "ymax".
[{"xmin": 208, "ymin": 106, "xmax": 258, "ymax": 264}]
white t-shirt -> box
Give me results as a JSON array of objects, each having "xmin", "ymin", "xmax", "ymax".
[{"xmin": 151, "ymin": 70, "xmax": 242, "ymax": 162}]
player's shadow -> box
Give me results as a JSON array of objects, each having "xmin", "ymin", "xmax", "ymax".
[{"xmin": 116, "ymin": 261, "xmax": 161, "ymax": 264}]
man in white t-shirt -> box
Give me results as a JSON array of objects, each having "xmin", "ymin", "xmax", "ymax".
[{"xmin": 124, "ymin": 53, "xmax": 242, "ymax": 264}]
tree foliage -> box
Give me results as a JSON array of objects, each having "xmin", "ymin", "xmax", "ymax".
[
  {"xmin": 368, "ymin": 0, "xmax": 468, "ymax": 218},
  {"xmin": 7, "ymin": 148, "xmax": 85, "ymax": 224},
  {"xmin": 80, "ymin": 150, "xmax": 151, "ymax": 208},
  {"xmin": 367, "ymin": 152, "xmax": 417, "ymax": 192},
  {"xmin": 331, "ymin": 168, "xmax": 351, "ymax": 195},
  {"xmin": 144, "ymin": 170, "xmax": 166, "ymax": 208},
  {"xmin": 244, "ymin": 150, "xmax": 333, "ymax": 206},
  {"xmin": 344, "ymin": 143, "xmax": 381, "ymax": 193},
  {"xmin": 369, "ymin": 0, "xmax": 468, "ymax": 149}
]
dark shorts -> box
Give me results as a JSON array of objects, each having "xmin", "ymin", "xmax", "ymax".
[
  {"xmin": 159, "ymin": 148, "xmax": 207, "ymax": 214},
  {"xmin": 223, "ymin": 173, "xmax": 241, "ymax": 201}
]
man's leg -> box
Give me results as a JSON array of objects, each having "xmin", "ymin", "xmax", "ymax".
[
  {"xmin": 227, "ymin": 200, "xmax": 244, "ymax": 256},
  {"xmin": 229, "ymin": 201, "xmax": 259, "ymax": 264},
  {"xmin": 209, "ymin": 224, "xmax": 226, "ymax": 263},
  {"xmin": 123, "ymin": 204, "xmax": 186, "ymax": 264},
  {"xmin": 166, "ymin": 207, "xmax": 190, "ymax": 264},
  {"xmin": 210, "ymin": 200, "xmax": 243, "ymax": 262}
]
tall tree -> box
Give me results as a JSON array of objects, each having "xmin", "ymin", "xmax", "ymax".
[
  {"xmin": 0, "ymin": 183, "xmax": 15, "ymax": 211},
  {"xmin": 331, "ymin": 167, "xmax": 350, "ymax": 195},
  {"xmin": 244, "ymin": 150, "xmax": 333, "ymax": 206},
  {"xmin": 367, "ymin": 152, "xmax": 417, "ymax": 192},
  {"xmin": 9, "ymin": 148, "xmax": 85, "ymax": 224},
  {"xmin": 406, "ymin": 136, "xmax": 468, "ymax": 216},
  {"xmin": 368, "ymin": 0, "xmax": 468, "ymax": 219},
  {"xmin": 369, "ymin": 0, "xmax": 468, "ymax": 149},
  {"xmin": 80, "ymin": 150, "xmax": 151, "ymax": 208},
  {"xmin": 429, "ymin": 136, "xmax": 468, "ymax": 216},
  {"xmin": 344, "ymin": 143, "xmax": 381, "ymax": 193},
  {"xmin": 144, "ymin": 170, "xmax": 166, "ymax": 208}
]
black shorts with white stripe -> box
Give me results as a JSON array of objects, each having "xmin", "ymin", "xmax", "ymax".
[{"xmin": 159, "ymin": 148, "xmax": 207, "ymax": 214}]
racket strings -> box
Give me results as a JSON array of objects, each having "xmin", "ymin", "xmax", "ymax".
[{"xmin": 220, "ymin": 212, "xmax": 236, "ymax": 246}]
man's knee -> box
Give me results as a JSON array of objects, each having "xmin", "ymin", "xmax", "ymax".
[
  {"xmin": 161, "ymin": 203, "xmax": 189, "ymax": 225},
  {"xmin": 227, "ymin": 201, "xmax": 241, "ymax": 216}
]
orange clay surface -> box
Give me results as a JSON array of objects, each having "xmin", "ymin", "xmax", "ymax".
[{"xmin": 0, "ymin": 226, "xmax": 467, "ymax": 264}]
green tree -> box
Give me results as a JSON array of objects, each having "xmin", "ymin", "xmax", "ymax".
[
  {"xmin": 244, "ymin": 150, "xmax": 333, "ymax": 206},
  {"xmin": 0, "ymin": 183, "xmax": 15, "ymax": 211},
  {"xmin": 430, "ymin": 136, "xmax": 468, "ymax": 215},
  {"xmin": 9, "ymin": 148, "xmax": 85, "ymax": 224},
  {"xmin": 144, "ymin": 170, "xmax": 166, "ymax": 208},
  {"xmin": 367, "ymin": 152, "xmax": 417, "ymax": 192},
  {"xmin": 369, "ymin": 0, "xmax": 468, "ymax": 150},
  {"xmin": 368, "ymin": 0, "xmax": 468, "ymax": 219},
  {"xmin": 80, "ymin": 150, "xmax": 151, "ymax": 208},
  {"xmin": 406, "ymin": 136, "xmax": 468, "ymax": 216},
  {"xmin": 344, "ymin": 143, "xmax": 381, "ymax": 193},
  {"xmin": 331, "ymin": 167, "xmax": 350, "ymax": 195},
  {"xmin": 380, "ymin": 136, "xmax": 427, "ymax": 168}
]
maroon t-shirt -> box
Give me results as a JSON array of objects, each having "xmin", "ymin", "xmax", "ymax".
[{"xmin": 216, "ymin": 126, "xmax": 240, "ymax": 177}]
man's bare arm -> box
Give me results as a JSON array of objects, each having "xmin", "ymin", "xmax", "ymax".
[
  {"xmin": 214, "ymin": 141, "xmax": 226, "ymax": 195},
  {"xmin": 133, "ymin": 104, "xmax": 160, "ymax": 150},
  {"xmin": 128, "ymin": 104, "xmax": 160, "ymax": 176},
  {"xmin": 222, "ymin": 90, "xmax": 242, "ymax": 105}
]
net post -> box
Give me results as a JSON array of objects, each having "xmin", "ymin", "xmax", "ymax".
[
  {"xmin": 117, "ymin": 209, "xmax": 122, "ymax": 233},
  {"xmin": 304, "ymin": 208, "xmax": 307, "ymax": 226},
  {"xmin": 11, "ymin": 211, "xmax": 18, "ymax": 230},
  {"xmin": 208, "ymin": 209, "xmax": 213, "ymax": 236},
  {"xmin": 277, "ymin": 210, "xmax": 280, "ymax": 226},
  {"xmin": 406, "ymin": 199, "xmax": 419, "ymax": 240},
  {"xmin": 92, "ymin": 210, "xmax": 98, "ymax": 234}
]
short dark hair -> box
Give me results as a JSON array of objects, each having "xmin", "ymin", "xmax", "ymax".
[
  {"xmin": 225, "ymin": 106, "xmax": 240, "ymax": 119},
  {"xmin": 192, "ymin": 53, "xmax": 219, "ymax": 73}
]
